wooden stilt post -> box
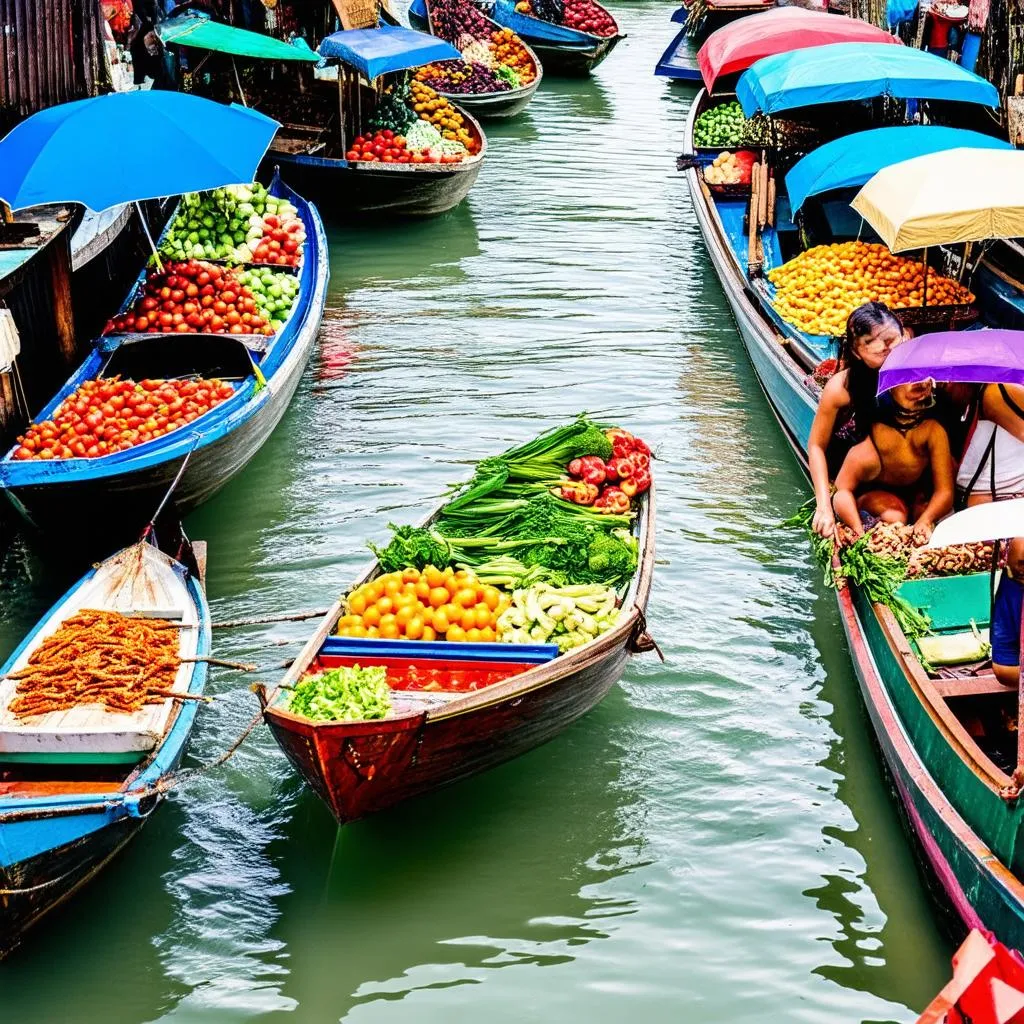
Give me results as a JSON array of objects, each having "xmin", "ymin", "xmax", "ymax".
[{"xmin": 48, "ymin": 239, "xmax": 77, "ymax": 366}]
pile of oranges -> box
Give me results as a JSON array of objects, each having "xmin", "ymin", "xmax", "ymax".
[
  {"xmin": 409, "ymin": 81, "xmax": 479, "ymax": 153},
  {"xmin": 767, "ymin": 241, "xmax": 975, "ymax": 337},
  {"xmin": 489, "ymin": 30, "xmax": 536, "ymax": 84},
  {"xmin": 335, "ymin": 566, "xmax": 511, "ymax": 643}
]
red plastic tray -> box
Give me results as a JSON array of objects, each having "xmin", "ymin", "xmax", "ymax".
[{"xmin": 315, "ymin": 654, "xmax": 535, "ymax": 693}]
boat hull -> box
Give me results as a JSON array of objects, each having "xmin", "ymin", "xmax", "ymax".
[
  {"xmin": 522, "ymin": 35, "xmax": 619, "ymax": 75},
  {"xmin": 265, "ymin": 152, "xmax": 483, "ymax": 218},
  {"xmin": 681, "ymin": 94, "xmax": 1024, "ymax": 945}
]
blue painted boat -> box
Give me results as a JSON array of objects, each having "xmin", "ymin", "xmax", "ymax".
[
  {"xmin": 0, "ymin": 174, "xmax": 328, "ymax": 540},
  {"xmin": 489, "ymin": 0, "xmax": 623, "ymax": 75},
  {"xmin": 681, "ymin": 87, "xmax": 1024, "ymax": 947},
  {"xmin": 0, "ymin": 539, "xmax": 210, "ymax": 956}
]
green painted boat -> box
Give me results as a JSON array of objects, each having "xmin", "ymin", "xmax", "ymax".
[{"xmin": 681, "ymin": 87, "xmax": 1024, "ymax": 945}]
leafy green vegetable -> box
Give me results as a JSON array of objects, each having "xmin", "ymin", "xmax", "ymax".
[
  {"xmin": 782, "ymin": 498, "xmax": 931, "ymax": 639},
  {"xmin": 283, "ymin": 665, "xmax": 391, "ymax": 722}
]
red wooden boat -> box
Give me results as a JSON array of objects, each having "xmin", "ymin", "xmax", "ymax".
[{"xmin": 259, "ymin": 489, "xmax": 656, "ymax": 825}]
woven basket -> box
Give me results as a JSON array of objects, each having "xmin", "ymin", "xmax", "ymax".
[
  {"xmin": 897, "ymin": 303, "xmax": 979, "ymax": 331},
  {"xmin": 704, "ymin": 180, "xmax": 751, "ymax": 197},
  {"xmin": 332, "ymin": 0, "xmax": 378, "ymax": 31}
]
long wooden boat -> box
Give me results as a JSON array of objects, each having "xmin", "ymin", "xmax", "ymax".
[
  {"xmin": 655, "ymin": 0, "xmax": 774, "ymax": 84},
  {"xmin": 489, "ymin": 0, "xmax": 623, "ymax": 76},
  {"xmin": 264, "ymin": 109, "xmax": 486, "ymax": 217},
  {"xmin": 0, "ymin": 175, "xmax": 328, "ymax": 539},
  {"xmin": 0, "ymin": 539, "xmax": 210, "ymax": 957},
  {"xmin": 405, "ymin": 0, "xmax": 544, "ymax": 118},
  {"xmin": 259, "ymin": 487, "xmax": 656, "ymax": 825},
  {"xmin": 682, "ymin": 89, "xmax": 1024, "ymax": 944}
]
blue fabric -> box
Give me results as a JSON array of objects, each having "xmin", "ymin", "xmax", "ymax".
[
  {"xmin": 0, "ymin": 92, "xmax": 279, "ymax": 213},
  {"xmin": 887, "ymin": 0, "xmax": 918, "ymax": 27},
  {"xmin": 491, "ymin": 0, "xmax": 596, "ymax": 44},
  {"xmin": 992, "ymin": 575, "xmax": 1023, "ymax": 667},
  {"xmin": 737, "ymin": 42, "xmax": 1000, "ymax": 116},
  {"xmin": 318, "ymin": 25, "xmax": 460, "ymax": 77},
  {"xmin": 786, "ymin": 126, "xmax": 1012, "ymax": 213}
]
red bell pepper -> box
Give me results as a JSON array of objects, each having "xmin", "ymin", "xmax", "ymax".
[
  {"xmin": 567, "ymin": 458, "xmax": 584, "ymax": 479},
  {"xmin": 594, "ymin": 486, "xmax": 631, "ymax": 514},
  {"xmin": 557, "ymin": 481, "xmax": 599, "ymax": 506},
  {"xmin": 619, "ymin": 477, "xmax": 638, "ymax": 498},
  {"xmin": 577, "ymin": 455, "xmax": 607, "ymax": 487}
]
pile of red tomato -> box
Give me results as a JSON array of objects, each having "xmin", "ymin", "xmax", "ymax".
[
  {"xmin": 103, "ymin": 260, "xmax": 274, "ymax": 337},
  {"xmin": 345, "ymin": 129, "xmax": 457, "ymax": 165},
  {"xmin": 561, "ymin": 0, "xmax": 617, "ymax": 35},
  {"xmin": 250, "ymin": 213, "xmax": 305, "ymax": 268},
  {"xmin": 11, "ymin": 376, "xmax": 235, "ymax": 461}
]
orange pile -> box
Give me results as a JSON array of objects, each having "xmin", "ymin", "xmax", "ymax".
[
  {"xmin": 335, "ymin": 566, "xmax": 511, "ymax": 643},
  {"xmin": 767, "ymin": 241, "xmax": 975, "ymax": 337},
  {"xmin": 489, "ymin": 30, "xmax": 536, "ymax": 84}
]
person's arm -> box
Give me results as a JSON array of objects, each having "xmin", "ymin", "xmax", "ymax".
[
  {"xmin": 808, "ymin": 373, "xmax": 849, "ymax": 538},
  {"xmin": 981, "ymin": 383, "xmax": 1024, "ymax": 444},
  {"xmin": 912, "ymin": 423, "xmax": 954, "ymax": 544},
  {"xmin": 832, "ymin": 440, "xmax": 875, "ymax": 538}
]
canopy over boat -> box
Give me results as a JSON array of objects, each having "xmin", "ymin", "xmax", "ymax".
[
  {"xmin": 0, "ymin": 92, "xmax": 279, "ymax": 212},
  {"xmin": 852, "ymin": 148, "xmax": 1024, "ymax": 251},
  {"xmin": 877, "ymin": 328, "xmax": 1024, "ymax": 394},
  {"xmin": 698, "ymin": 8, "xmax": 899, "ymax": 91},
  {"xmin": 318, "ymin": 24, "xmax": 460, "ymax": 78},
  {"xmin": 736, "ymin": 42, "xmax": 999, "ymax": 115},
  {"xmin": 158, "ymin": 13, "xmax": 319, "ymax": 61},
  {"xmin": 786, "ymin": 126, "xmax": 1012, "ymax": 214}
]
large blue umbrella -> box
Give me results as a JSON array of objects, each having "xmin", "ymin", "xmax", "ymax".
[
  {"xmin": 0, "ymin": 92, "xmax": 280, "ymax": 212},
  {"xmin": 786, "ymin": 126, "xmax": 1013, "ymax": 214},
  {"xmin": 736, "ymin": 42, "xmax": 999, "ymax": 116}
]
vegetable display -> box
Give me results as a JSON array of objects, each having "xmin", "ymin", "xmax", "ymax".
[
  {"xmin": 159, "ymin": 184, "xmax": 305, "ymax": 267},
  {"xmin": 104, "ymin": 260, "xmax": 278, "ymax": 337},
  {"xmin": 336, "ymin": 566, "xmax": 511, "ymax": 642},
  {"xmin": 497, "ymin": 583, "xmax": 619, "ymax": 651},
  {"xmin": 4, "ymin": 610, "xmax": 180, "ymax": 719},
  {"xmin": 283, "ymin": 665, "xmax": 392, "ymax": 722},
  {"xmin": 703, "ymin": 151, "xmax": 755, "ymax": 187},
  {"xmin": 841, "ymin": 521, "xmax": 996, "ymax": 579},
  {"xmin": 11, "ymin": 376, "xmax": 234, "ymax": 461},
  {"xmin": 346, "ymin": 126, "xmax": 468, "ymax": 165},
  {"xmin": 515, "ymin": 0, "xmax": 617, "ymax": 36},
  {"xmin": 693, "ymin": 100, "xmax": 818, "ymax": 150},
  {"xmin": 415, "ymin": 61, "xmax": 513, "ymax": 95},
  {"xmin": 490, "ymin": 30, "xmax": 537, "ymax": 84},
  {"xmin": 410, "ymin": 81, "xmax": 480, "ymax": 153},
  {"xmin": 236, "ymin": 268, "xmax": 300, "ymax": 332},
  {"xmin": 768, "ymin": 241, "xmax": 975, "ymax": 337}
]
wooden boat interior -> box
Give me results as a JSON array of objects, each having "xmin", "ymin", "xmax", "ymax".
[{"xmin": 0, "ymin": 545, "xmax": 201, "ymax": 796}]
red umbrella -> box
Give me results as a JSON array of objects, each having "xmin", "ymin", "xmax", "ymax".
[{"xmin": 697, "ymin": 8, "xmax": 900, "ymax": 91}]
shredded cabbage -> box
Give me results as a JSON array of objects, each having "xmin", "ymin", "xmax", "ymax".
[{"xmin": 405, "ymin": 120, "xmax": 444, "ymax": 152}]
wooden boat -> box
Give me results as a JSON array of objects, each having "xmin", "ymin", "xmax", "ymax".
[
  {"xmin": 655, "ymin": 0, "xmax": 775, "ymax": 84},
  {"xmin": 259, "ymin": 488, "xmax": 656, "ymax": 825},
  {"xmin": 681, "ymin": 89, "xmax": 1024, "ymax": 944},
  {"xmin": 405, "ymin": 0, "xmax": 544, "ymax": 119},
  {"xmin": 489, "ymin": 0, "xmax": 622, "ymax": 76},
  {"xmin": 0, "ymin": 539, "xmax": 210, "ymax": 957},
  {"xmin": 0, "ymin": 174, "xmax": 329, "ymax": 539}
]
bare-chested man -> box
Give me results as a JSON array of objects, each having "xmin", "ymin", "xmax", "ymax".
[{"xmin": 832, "ymin": 379, "xmax": 954, "ymax": 545}]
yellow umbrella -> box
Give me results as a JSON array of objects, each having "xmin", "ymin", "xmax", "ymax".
[{"xmin": 851, "ymin": 147, "xmax": 1024, "ymax": 252}]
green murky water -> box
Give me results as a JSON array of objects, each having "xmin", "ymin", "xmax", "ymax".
[{"xmin": 0, "ymin": 5, "xmax": 954, "ymax": 1020}]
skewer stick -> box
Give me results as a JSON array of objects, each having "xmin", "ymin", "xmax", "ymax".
[
  {"xmin": 181, "ymin": 655, "xmax": 257, "ymax": 671},
  {"xmin": 212, "ymin": 608, "xmax": 331, "ymax": 629}
]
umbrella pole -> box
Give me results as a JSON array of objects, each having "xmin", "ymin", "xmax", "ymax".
[
  {"xmin": 232, "ymin": 58, "xmax": 249, "ymax": 107},
  {"xmin": 338, "ymin": 67, "xmax": 347, "ymax": 155},
  {"xmin": 135, "ymin": 202, "xmax": 164, "ymax": 274},
  {"xmin": 922, "ymin": 247, "xmax": 929, "ymax": 308}
]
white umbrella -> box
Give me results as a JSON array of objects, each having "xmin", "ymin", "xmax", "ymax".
[{"xmin": 927, "ymin": 498, "xmax": 1024, "ymax": 548}]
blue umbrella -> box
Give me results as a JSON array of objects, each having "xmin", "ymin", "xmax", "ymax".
[
  {"xmin": 736, "ymin": 42, "xmax": 999, "ymax": 116},
  {"xmin": 318, "ymin": 25, "xmax": 460, "ymax": 79},
  {"xmin": 0, "ymin": 92, "xmax": 280, "ymax": 212},
  {"xmin": 786, "ymin": 126, "xmax": 1013, "ymax": 214}
]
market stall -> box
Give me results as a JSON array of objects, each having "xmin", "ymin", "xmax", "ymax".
[{"xmin": 405, "ymin": 0, "xmax": 543, "ymax": 118}]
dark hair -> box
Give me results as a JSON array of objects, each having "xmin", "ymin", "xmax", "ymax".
[{"xmin": 841, "ymin": 302, "xmax": 903, "ymax": 430}]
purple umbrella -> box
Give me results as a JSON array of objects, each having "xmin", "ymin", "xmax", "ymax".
[{"xmin": 876, "ymin": 329, "xmax": 1024, "ymax": 394}]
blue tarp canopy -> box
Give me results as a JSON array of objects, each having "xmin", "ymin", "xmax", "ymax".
[
  {"xmin": 736, "ymin": 42, "xmax": 1000, "ymax": 115},
  {"xmin": 318, "ymin": 24, "xmax": 460, "ymax": 77},
  {"xmin": 786, "ymin": 126, "xmax": 1013, "ymax": 213}
]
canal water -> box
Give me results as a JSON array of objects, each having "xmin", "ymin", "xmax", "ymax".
[{"xmin": 0, "ymin": 4, "xmax": 956, "ymax": 1021}]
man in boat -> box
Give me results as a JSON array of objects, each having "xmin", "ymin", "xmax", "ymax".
[
  {"xmin": 832, "ymin": 378, "xmax": 954, "ymax": 545},
  {"xmin": 991, "ymin": 540, "xmax": 1024, "ymax": 688}
]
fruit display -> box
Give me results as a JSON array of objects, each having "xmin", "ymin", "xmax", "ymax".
[
  {"xmin": 559, "ymin": 429, "xmax": 652, "ymax": 512},
  {"xmin": 515, "ymin": 0, "xmax": 617, "ymax": 36},
  {"xmin": 159, "ymin": 184, "xmax": 305, "ymax": 267},
  {"xmin": 11, "ymin": 375, "xmax": 235, "ymax": 461},
  {"xmin": 430, "ymin": 0, "xmax": 494, "ymax": 40},
  {"xmin": 335, "ymin": 566, "xmax": 511, "ymax": 642},
  {"xmin": 703, "ymin": 151, "xmax": 756, "ymax": 186},
  {"xmin": 490, "ymin": 29, "xmax": 537, "ymax": 84},
  {"xmin": 237, "ymin": 268, "xmax": 301, "ymax": 332},
  {"xmin": 694, "ymin": 101, "xmax": 747, "ymax": 148},
  {"xmin": 409, "ymin": 81, "xmax": 481, "ymax": 153},
  {"xmin": 415, "ymin": 60, "xmax": 513, "ymax": 94},
  {"xmin": 692, "ymin": 100, "xmax": 819, "ymax": 151},
  {"xmin": 103, "ymin": 260, "xmax": 278, "ymax": 337},
  {"xmin": 345, "ymin": 126, "xmax": 468, "ymax": 165},
  {"xmin": 768, "ymin": 241, "xmax": 976, "ymax": 337}
]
